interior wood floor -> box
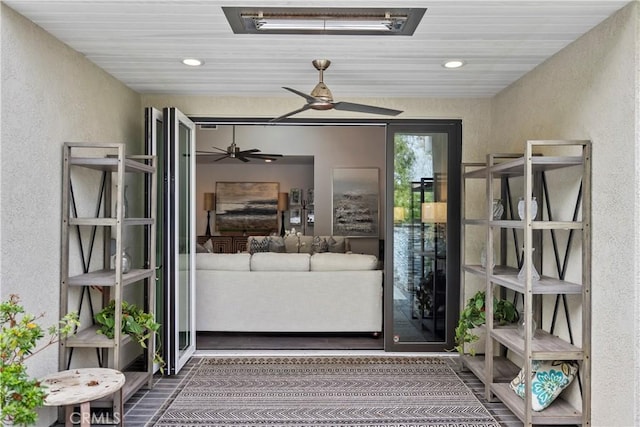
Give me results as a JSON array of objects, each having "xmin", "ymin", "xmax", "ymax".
[{"xmin": 197, "ymin": 331, "xmax": 384, "ymax": 350}]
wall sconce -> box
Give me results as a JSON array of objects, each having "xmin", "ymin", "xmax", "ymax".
[
  {"xmin": 204, "ymin": 192, "xmax": 216, "ymax": 237},
  {"xmin": 278, "ymin": 192, "xmax": 289, "ymax": 237},
  {"xmin": 393, "ymin": 206, "xmax": 406, "ymax": 223}
]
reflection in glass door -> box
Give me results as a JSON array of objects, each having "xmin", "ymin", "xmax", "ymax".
[{"xmin": 385, "ymin": 123, "xmax": 461, "ymax": 351}]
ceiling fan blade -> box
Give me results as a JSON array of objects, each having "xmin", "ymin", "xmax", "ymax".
[
  {"xmin": 238, "ymin": 148, "xmax": 260, "ymax": 155},
  {"xmin": 213, "ymin": 155, "xmax": 230, "ymax": 162},
  {"xmin": 282, "ymin": 87, "xmax": 318, "ymax": 103},
  {"xmin": 236, "ymin": 156, "xmax": 251, "ymax": 163},
  {"xmin": 333, "ymin": 101, "xmax": 403, "ymax": 116},
  {"xmin": 197, "ymin": 146, "xmax": 227, "ymax": 154},
  {"xmin": 270, "ymin": 104, "xmax": 313, "ymax": 122},
  {"xmin": 245, "ymin": 153, "xmax": 283, "ymax": 161}
]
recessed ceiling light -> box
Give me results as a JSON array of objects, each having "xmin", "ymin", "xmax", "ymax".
[
  {"xmin": 443, "ymin": 60, "xmax": 465, "ymax": 69},
  {"xmin": 182, "ymin": 58, "xmax": 203, "ymax": 67}
]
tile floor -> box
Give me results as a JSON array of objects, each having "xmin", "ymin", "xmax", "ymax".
[{"xmin": 119, "ymin": 351, "xmax": 524, "ymax": 427}]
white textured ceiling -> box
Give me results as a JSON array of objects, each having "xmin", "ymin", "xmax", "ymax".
[{"xmin": 3, "ymin": 0, "xmax": 631, "ymax": 98}]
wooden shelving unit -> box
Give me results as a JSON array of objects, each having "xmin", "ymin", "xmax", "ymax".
[
  {"xmin": 460, "ymin": 140, "xmax": 591, "ymax": 426},
  {"xmin": 59, "ymin": 142, "xmax": 157, "ymax": 411}
]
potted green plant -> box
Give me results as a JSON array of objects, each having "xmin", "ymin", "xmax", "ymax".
[
  {"xmin": 454, "ymin": 290, "xmax": 518, "ymax": 355},
  {"xmin": 94, "ymin": 300, "xmax": 164, "ymax": 372},
  {"xmin": 0, "ymin": 294, "xmax": 79, "ymax": 426}
]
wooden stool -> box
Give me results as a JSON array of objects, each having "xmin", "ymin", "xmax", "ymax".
[{"xmin": 42, "ymin": 368, "xmax": 125, "ymax": 427}]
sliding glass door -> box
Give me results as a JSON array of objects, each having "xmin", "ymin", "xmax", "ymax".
[
  {"xmin": 385, "ymin": 121, "xmax": 461, "ymax": 351},
  {"xmin": 145, "ymin": 107, "xmax": 196, "ymax": 374}
]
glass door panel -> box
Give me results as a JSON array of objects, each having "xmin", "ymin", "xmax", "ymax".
[
  {"xmin": 385, "ymin": 122, "xmax": 461, "ymax": 351},
  {"xmin": 147, "ymin": 107, "xmax": 196, "ymax": 375},
  {"xmin": 176, "ymin": 119, "xmax": 194, "ymax": 361},
  {"xmin": 166, "ymin": 107, "xmax": 196, "ymax": 373},
  {"xmin": 144, "ymin": 107, "xmax": 164, "ymax": 372}
]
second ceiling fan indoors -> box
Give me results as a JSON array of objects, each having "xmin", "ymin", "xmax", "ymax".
[
  {"xmin": 271, "ymin": 59, "xmax": 404, "ymax": 122},
  {"xmin": 196, "ymin": 126, "xmax": 283, "ymax": 162}
]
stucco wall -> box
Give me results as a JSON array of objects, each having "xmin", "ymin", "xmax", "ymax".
[
  {"xmin": 1, "ymin": 5, "xmax": 142, "ymax": 426},
  {"xmin": 489, "ymin": 3, "xmax": 638, "ymax": 425}
]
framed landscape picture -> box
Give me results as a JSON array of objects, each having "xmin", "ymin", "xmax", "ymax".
[
  {"xmin": 290, "ymin": 207, "xmax": 302, "ymax": 225},
  {"xmin": 332, "ymin": 168, "xmax": 379, "ymax": 237},
  {"xmin": 215, "ymin": 182, "xmax": 279, "ymax": 232}
]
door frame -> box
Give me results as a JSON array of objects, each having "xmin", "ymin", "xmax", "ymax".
[
  {"xmin": 384, "ymin": 121, "xmax": 462, "ymax": 352},
  {"xmin": 177, "ymin": 117, "xmax": 462, "ymax": 353}
]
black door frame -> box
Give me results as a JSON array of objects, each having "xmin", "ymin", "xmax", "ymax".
[{"xmin": 190, "ymin": 117, "xmax": 462, "ymax": 352}]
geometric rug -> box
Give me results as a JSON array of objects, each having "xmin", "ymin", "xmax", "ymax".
[{"xmin": 149, "ymin": 356, "xmax": 500, "ymax": 427}]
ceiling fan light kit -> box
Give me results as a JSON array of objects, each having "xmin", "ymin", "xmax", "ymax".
[{"xmin": 270, "ymin": 59, "xmax": 404, "ymax": 122}]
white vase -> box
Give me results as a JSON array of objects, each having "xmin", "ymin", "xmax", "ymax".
[
  {"xmin": 518, "ymin": 197, "xmax": 538, "ymax": 220},
  {"xmin": 480, "ymin": 246, "xmax": 496, "ymax": 269},
  {"xmin": 517, "ymin": 249, "xmax": 540, "ymax": 281},
  {"xmin": 518, "ymin": 311, "xmax": 537, "ymax": 338}
]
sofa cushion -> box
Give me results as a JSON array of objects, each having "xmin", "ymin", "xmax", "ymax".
[
  {"xmin": 196, "ymin": 253, "xmax": 251, "ymax": 271},
  {"xmin": 310, "ymin": 253, "xmax": 378, "ymax": 271},
  {"xmin": 251, "ymin": 252, "xmax": 311, "ymax": 271}
]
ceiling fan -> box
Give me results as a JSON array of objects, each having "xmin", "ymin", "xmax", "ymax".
[
  {"xmin": 196, "ymin": 126, "xmax": 283, "ymax": 163},
  {"xmin": 270, "ymin": 59, "xmax": 403, "ymax": 122}
]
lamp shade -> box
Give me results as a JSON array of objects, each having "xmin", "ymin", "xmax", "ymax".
[
  {"xmin": 278, "ymin": 192, "xmax": 289, "ymax": 211},
  {"xmin": 393, "ymin": 206, "xmax": 405, "ymax": 222},
  {"xmin": 421, "ymin": 202, "xmax": 447, "ymax": 223},
  {"xmin": 204, "ymin": 192, "xmax": 216, "ymax": 211}
]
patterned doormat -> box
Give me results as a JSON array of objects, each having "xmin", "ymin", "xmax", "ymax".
[{"xmin": 148, "ymin": 356, "xmax": 500, "ymax": 427}]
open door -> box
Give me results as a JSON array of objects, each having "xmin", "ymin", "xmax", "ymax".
[
  {"xmin": 384, "ymin": 121, "xmax": 461, "ymax": 352},
  {"xmin": 145, "ymin": 107, "xmax": 196, "ymax": 374}
]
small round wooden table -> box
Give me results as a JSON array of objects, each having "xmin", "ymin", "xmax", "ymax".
[{"xmin": 41, "ymin": 368, "xmax": 125, "ymax": 427}]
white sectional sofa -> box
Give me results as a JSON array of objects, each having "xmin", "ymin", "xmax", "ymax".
[{"xmin": 195, "ymin": 251, "xmax": 383, "ymax": 333}]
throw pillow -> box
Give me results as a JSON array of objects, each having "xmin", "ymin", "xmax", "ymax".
[
  {"xmin": 509, "ymin": 360, "xmax": 579, "ymax": 411},
  {"xmin": 203, "ymin": 238, "xmax": 214, "ymax": 253},
  {"xmin": 196, "ymin": 243, "xmax": 209, "ymax": 253},
  {"xmin": 268, "ymin": 236, "xmax": 286, "ymax": 253},
  {"xmin": 311, "ymin": 236, "xmax": 329, "ymax": 253},
  {"xmin": 327, "ymin": 236, "xmax": 346, "ymax": 253},
  {"xmin": 249, "ymin": 237, "xmax": 270, "ymax": 254}
]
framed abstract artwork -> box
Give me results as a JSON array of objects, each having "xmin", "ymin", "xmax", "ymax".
[
  {"xmin": 332, "ymin": 168, "xmax": 379, "ymax": 237},
  {"xmin": 215, "ymin": 182, "xmax": 279, "ymax": 232}
]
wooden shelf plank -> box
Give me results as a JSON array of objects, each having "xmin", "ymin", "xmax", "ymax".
[
  {"xmin": 67, "ymin": 269, "xmax": 154, "ymax": 287},
  {"xmin": 461, "ymin": 355, "xmax": 520, "ymax": 384},
  {"xmin": 69, "ymin": 218, "xmax": 117, "ymax": 227},
  {"xmin": 491, "ymin": 273, "xmax": 583, "ymax": 295},
  {"xmin": 70, "ymin": 156, "xmax": 155, "ymax": 174},
  {"xmin": 122, "ymin": 371, "xmax": 153, "ymax": 402},
  {"xmin": 68, "ymin": 217, "xmax": 153, "ymax": 226},
  {"xmin": 489, "ymin": 219, "xmax": 583, "ymax": 230},
  {"xmin": 462, "ymin": 218, "xmax": 487, "ymax": 226},
  {"xmin": 491, "ymin": 383, "xmax": 582, "ymax": 425},
  {"xmin": 64, "ymin": 325, "xmax": 131, "ymax": 348},
  {"xmin": 491, "ymin": 328, "xmax": 584, "ymax": 360}
]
